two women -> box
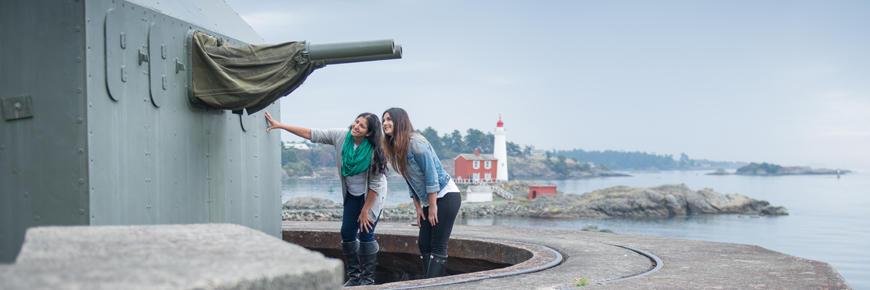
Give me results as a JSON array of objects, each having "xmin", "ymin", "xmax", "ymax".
[
  {"xmin": 381, "ymin": 108, "xmax": 461, "ymax": 278},
  {"xmin": 266, "ymin": 107, "xmax": 460, "ymax": 282},
  {"xmin": 265, "ymin": 111, "xmax": 387, "ymax": 286}
]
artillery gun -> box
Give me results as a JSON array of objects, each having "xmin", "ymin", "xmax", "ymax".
[{"xmin": 0, "ymin": 0, "xmax": 401, "ymax": 262}]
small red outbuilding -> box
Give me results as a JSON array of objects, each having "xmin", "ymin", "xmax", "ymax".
[{"xmin": 528, "ymin": 185, "xmax": 557, "ymax": 199}]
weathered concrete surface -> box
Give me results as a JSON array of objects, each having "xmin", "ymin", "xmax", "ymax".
[
  {"xmin": 0, "ymin": 224, "xmax": 343, "ymax": 290},
  {"xmin": 285, "ymin": 221, "xmax": 852, "ymax": 290}
]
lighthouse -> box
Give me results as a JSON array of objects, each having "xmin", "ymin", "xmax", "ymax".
[{"xmin": 493, "ymin": 115, "xmax": 508, "ymax": 181}]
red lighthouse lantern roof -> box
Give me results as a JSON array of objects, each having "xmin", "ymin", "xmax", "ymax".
[{"xmin": 497, "ymin": 115, "xmax": 503, "ymax": 127}]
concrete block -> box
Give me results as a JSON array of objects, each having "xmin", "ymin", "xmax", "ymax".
[{"xmin": 0, "ymin": 224, "xmax": 343, "ymax": 290}]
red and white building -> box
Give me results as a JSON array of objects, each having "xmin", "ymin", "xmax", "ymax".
[
  {"xmin": 454, "ymin": 116, "xmax": 509, "ymax": 183},
  {"xmin": 454, "ymin": 149, "xmax": 499, "ymax": 183}
]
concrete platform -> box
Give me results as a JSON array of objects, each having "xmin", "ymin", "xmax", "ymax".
[
  {"xmin": 285, "ymin": 221, "xmax": 851, "ymax": 289},
  {"xmin": 0, "ymin": 224, "xmax": 343, "ymax": 290}
]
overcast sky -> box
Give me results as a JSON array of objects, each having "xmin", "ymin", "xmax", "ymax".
[{"xmin": 223, "ymin": 0, "xmax": 869, "ymax": 170}]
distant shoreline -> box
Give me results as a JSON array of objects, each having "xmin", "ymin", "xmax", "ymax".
[{"xmin": 707, "ymin": 163, "xmax": 851, "ymax": 176}]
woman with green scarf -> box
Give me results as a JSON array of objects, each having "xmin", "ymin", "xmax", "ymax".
[{"xmin": 265, "ymin": 111, "xmax": 388, "ymax": 286}]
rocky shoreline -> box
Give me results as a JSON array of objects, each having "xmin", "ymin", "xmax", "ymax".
[{"xmin": 282, "ymin": 183, "xmax": 788, "ymax": 221}]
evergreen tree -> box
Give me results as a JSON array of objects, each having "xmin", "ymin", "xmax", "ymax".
[{"xmin": 418, "ymin": 127, "xmax": 442, "ymax": 152}]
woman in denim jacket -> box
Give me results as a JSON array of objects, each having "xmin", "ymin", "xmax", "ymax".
[
  {"xmin": 381, "ymin": 107, "xmax": 461, "ymax": 278},
  {"xmin": 265, "ymin": 111, "xmax": 387, "ymax": 286}
]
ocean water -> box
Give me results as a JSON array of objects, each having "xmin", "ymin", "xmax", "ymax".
[{"xmin": 282, "ymin": 170, "xmax": 870, "ymax": 288}]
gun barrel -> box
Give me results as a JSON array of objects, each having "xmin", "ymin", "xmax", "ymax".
[
  {"xmin": 305, "ymin": 39, "xmax": 394, "ymax": 60},
  {"xmin": 319, "ymin": 45, "xmax": 402, "ymax": 65}
]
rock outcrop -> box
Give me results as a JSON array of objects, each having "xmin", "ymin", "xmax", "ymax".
[
  {"xmin": 706, "ymin": 169, "xmax": 731, "ymax": 175},
  {"xmin": 282, "ymin": 196, "xmax": 341, "ymax": 210},
  {"xmin": 281, "ymin": 184, "xmax": 788, "ymax": 221},
  {"xmin": 571, "ymin": 184, "xmax": 783, "ymax": 217}
]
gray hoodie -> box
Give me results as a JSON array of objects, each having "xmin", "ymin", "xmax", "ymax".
[{"xmin": 310, "ymin": 128, "xmax": 387, "ymax": 219}]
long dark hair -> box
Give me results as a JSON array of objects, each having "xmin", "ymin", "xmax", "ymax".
[
  {"xmin": 382, "ymin": 107, "xmax": 419, "ymax": 179},
  {"xmin": 350, "ymin": 112, "xmax": 388, "ymax": 177}
]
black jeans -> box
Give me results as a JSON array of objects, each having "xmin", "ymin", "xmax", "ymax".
[{"xmin": 418, "ymin": 192, "xmax": 461, "ymax": 256}]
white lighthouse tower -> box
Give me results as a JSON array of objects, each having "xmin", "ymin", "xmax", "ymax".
[{"xmin": 493, "ymin": 115, "xmax": 508, "ymax": 182}]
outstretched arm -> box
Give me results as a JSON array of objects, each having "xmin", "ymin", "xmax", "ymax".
[{"xmin": 265, "ymin": 111, "xmax": 311, "ymax": 140}]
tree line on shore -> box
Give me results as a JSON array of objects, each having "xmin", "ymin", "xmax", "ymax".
[{"xmin": 279, "ymin": 126, "xmax": 745, "ymax": 176}]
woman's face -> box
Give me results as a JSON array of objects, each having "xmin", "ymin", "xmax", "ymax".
[
  {"xmin": 350, "ymin": 116, "xmax": 371, "ymax": 139},
  {"xmin": 382, "ymin": 112, "xmax": 394, "ymax": 136}
]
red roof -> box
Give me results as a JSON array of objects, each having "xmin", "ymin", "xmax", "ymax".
[{"xmin": 497, "ymin": 115, "xmax": 503, "ymax": 127}]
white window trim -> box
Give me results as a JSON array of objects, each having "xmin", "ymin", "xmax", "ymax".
[
  {"xmin": 484, "ymin": 160, "xmax": 491, "ymax": 169},
  {"xmin": 484, "ymin": 173, "xmax": 491, "ymax": 181},
  {"xmin": 473, "ymin": 173, "xmax": 480, "ymax": 181},
  {"xmin": 473, "ymin": 161, "xmax": 480, "ymax": 169}
]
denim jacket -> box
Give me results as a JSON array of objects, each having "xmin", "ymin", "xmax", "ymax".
[{"xmin": 405, "ymin": 134, "xmax": 450, "ymax": 207}]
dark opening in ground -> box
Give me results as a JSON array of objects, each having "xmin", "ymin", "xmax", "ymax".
[{"xmin": 283, "ymin": 229, "xmax": 532, "ymax": 284}]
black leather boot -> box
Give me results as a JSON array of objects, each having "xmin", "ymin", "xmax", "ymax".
[
  {"xmin": 426, "ymin": 253, "xmax": 448, "ymax": 278},
  {"xmin": 359, "ymin": 241, "xmax": 379, "ymax": 285},
  {"xmin": 420, "ymin": 252, "xmax": 431, "ymax": 278},
  {"xmin": 342, "ymin": 240, "xmax": 361, "ymax": 286}
]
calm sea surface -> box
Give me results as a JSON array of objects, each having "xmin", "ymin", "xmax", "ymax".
[{"xmin": 283, "ymin": 170, "xmax": 870, "ymax": 288}]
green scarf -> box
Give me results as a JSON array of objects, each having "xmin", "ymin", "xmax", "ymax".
[{"xmin": 341, "ymin": 131, "xmax": 374, "ymax": 177}]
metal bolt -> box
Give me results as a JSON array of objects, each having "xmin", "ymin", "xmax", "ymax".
[
  {"xmin": 77, "ymin": 118, "xmax": 83, "ymax": 124},
  {"xmin": 79, "ymin": 179, "xmax": 84, "ymax": 184},
  {"xmin": 34, "ymin": 215, "xmax": 40, "ymax": 222},
  {"xmin": 75, "ymin": 26, "xmax": 80, "ymax": 32},
  {"xmin": 76, "ymin": 57, "xmax": 81, "ymax": 62},
  {"xmin": 14, "ymin": 102, "xmax": 21, "ymax": 110},
  {"xmin": 78, "ymin": 148, "xmax": 84, "ymax": 154},
  {"xmin": 79, "ymin": 209, "xmax": 85, "ymax": 215},
  {"xmin": 77, "ymin": 88, "xmax": 82, "ymax": 93}
]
